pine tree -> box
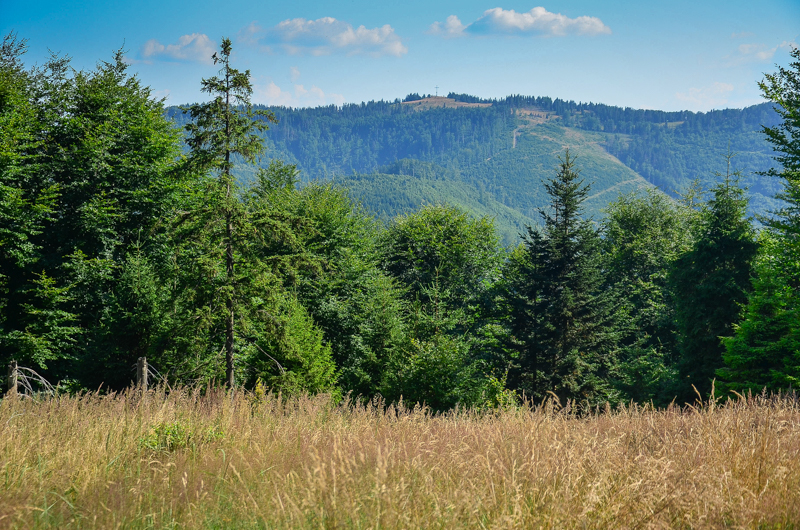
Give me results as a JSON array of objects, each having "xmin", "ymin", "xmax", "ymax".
[
  {"xmin": 717, "ymin": 232, "xmax": 800, "ymax": 392},
  {"xmin": 502, "ymin": 151, "xmax": 621, "ymax": 404}
]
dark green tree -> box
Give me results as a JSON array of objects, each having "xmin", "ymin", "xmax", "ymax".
[
  {"xmin": 250, "ymin": 171, "xmax": 408, "ymax": 399},
  {"xmin": 1, "ymin": 34, "xmax": 185, "ymax": 384},
  {"xmin": 670, "ymin": 156, "xmax": 758, "ymax": 400},
  {"xmin": 0, "ymin": 34, "xmax": 62, "ymax": 367},
  {"xmin": 602, "ymin": 190, "xmax": 693, "ymax": 403},
  {"xmin": 501, "ymin": 151, "xmax": 621, "ymax": 404},
  {"xmin": 717, "ymin": 233, "xmax": 800, "ymax": 392},
  {"xmin": 759, "ymin": 46, "xmax": 800, "ymax": 229}
]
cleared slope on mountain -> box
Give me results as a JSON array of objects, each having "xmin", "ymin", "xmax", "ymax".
[{"xmin": 454, "ymin": 120, "xmax": 655, "ymax": 222}]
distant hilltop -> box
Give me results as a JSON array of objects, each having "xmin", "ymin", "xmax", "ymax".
[{"xmin": 401, "ymin": 96, "xmax": 492, "ymax": 111}]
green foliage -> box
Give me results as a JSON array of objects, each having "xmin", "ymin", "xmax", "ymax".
[
  {"xmin": 138, "ymin": 421, "xmax": 224, "ymax": 452},
  {"xmin": 602, "ymin": 189, "xmax": 694, "ymax": 403},
  {"xmin": 717, "ymin": 233, "xmax": 800, "ymax": 392},
  {"xmin": 380, "ymin": 204, "xmax": 502, "ymax": 316},
  {"xmin": 378, "ymin": 204, "xmax": 507, "ymax": 409},
  {"xmin": 0, "ymin": 34, "xmax": 185, "ymax": 381},
  {"xmin": 5, "ymin": 271, "xmax": 81, "ymax": 369},
  {"xmin": 242, "ymin": 293, "xmax": 338, "ymax": 396},
  {"xmin": 670, "ymin": 158, "xmax": 758, "ymax": 399},
  {"xmin": 179, "ymin": 37, "xmax": 281, "ymax": 388},
  {"xmin": 381, "ymin": 335, "xmax": 484, "ymax": 411},
  {"xmin": 247, "ymin": 167, "xmax": 406, "ymax": 399},
  {"xmin": 717, "ymin": 47, "xmax": 800, "ymax": 395},
  {"xmin": 758, "ymin": 45, "xmax": 800, "ymax": 229},
  {"xmin": 501, "ymin": 152, "xmax": 622, "ymax": 404}
]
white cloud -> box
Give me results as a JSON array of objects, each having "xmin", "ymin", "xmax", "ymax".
[
  {"xmin": 290, "ymin": 66, "xmax": 301, "ymax": 82},
  {"xmin": 738, "ymin": 40, "xmax": 797, "ymax": 62},
  {"xmin": 253, "ymin": 81, "xmax": 345, "ymax": 108},
  {"xmin": 141, "ymin": 33, "xmax": 216, "ymax": 64},
  {"xmin": 675, "ymin": 82, "xmax": 734, "ymax": 110},
  {"xmin": 241, "ymin": 17, "xmax": 407, "ymax": 57},
  {"xmin": 430, "ymin": 7, "xmax": 611, "ymax": 38},
  {"xmin": 428, "ymin": 15, "xmax": 467, "ymax": 37},
  {"xmin": 730, "ymin": 31, "xmax": 755, "ymax": 39}
]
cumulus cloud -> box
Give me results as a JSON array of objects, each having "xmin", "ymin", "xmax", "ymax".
[
  {"xmin": 429, "ymin": 7, "xmax": 611, "ymax": 38},
  {"xmin": 253, "ymin": 81, "xmax": 346, "ymax": 108},
  {"xmin": 290, "ymin": 66, "xmax": 301, "ymax": 82},
  {"xmin": 428, "ymin": 15, "xmax": 467, "ymax": 37},
  {"xmin": 141, "ymin": 33, "xmax": 216, "ymax": 64},
  {"xmin": 240, "ymin": 17, "xmax": 407, "ymax": 57},
  {"xmin": 675, "ymin": 82, "xmax": 734, "ymax": 110}
]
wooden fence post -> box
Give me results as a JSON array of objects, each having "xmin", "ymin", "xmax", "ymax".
[
  {"xmin": 7, "ymin": 360, "xmax": 18, "ymax": 397},
  {"xmin": 137, "ymin": 357, "xmax": 148, "ymax": 391}
]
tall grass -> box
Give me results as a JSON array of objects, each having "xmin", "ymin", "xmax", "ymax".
[{"xmin": 1, "ymin": 388, "xmax": 798, "ymax": 529}]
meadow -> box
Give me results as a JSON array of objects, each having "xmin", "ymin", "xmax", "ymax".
[{"xmin": 1, "ymin": 388, "xmax": 799, "ymax": 529}]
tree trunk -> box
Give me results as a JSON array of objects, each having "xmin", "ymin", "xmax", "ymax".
[{"xmin": 225, "ymin": 208, "xmax": 235, "ymax": 388}]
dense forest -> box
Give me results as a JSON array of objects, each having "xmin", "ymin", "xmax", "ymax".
[{"xmin": 2, "ymin": 33, "xmax": 800, "ymax": 408}]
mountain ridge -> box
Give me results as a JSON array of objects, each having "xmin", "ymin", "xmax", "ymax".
[{"xmin": 167, "ymin": 94, "xmax": 780, "ymax": 244}]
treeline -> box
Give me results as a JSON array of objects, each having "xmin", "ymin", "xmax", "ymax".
[{"xmin": 2, "ymin": 34, "xmax": 799, "ymax": 407}]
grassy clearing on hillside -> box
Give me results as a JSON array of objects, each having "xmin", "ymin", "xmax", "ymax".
[{"xmin": 1, "ymin": 389, "xmax": 798, "ymax": 529}]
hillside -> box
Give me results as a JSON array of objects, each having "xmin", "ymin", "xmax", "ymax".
[{"xmin": 168, "ymin": 95, "xmax": 780, "ymax": 242}]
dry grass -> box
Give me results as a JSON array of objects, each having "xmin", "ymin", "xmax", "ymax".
[{"xmin": 1, "ymin": 389, "xmax": 799, "ymax": 529}]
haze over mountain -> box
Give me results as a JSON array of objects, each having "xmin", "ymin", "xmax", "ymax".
[{"xmin": 170, "ymin": 93, "xmax": 780, "ymax": 244}]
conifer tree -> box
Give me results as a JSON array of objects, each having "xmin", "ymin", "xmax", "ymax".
[
  {"xmin": 717, "ymin": 47, "xmax": 800, "ymax": 393},
  {"xmin": 670, "ymin": 156, "xmax": 757, "ymax": 399},
  {"xmin": 181, "ymin": 38, "xmax": 276, "ymax": 388},
  {"xmin": 502, "ymin": 151, "xmax": 621, "ymax": 404},
  {"xmin": 602, "ymin": 190, "xmax": 693, "ymax": 403},
  {"xmin": 178, "ymin": 39, "xmax": 336, "ymax": 392}
]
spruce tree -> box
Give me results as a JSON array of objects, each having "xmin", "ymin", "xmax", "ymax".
[
  {"xmin": 602, "ymin": 190, "xmax": 693, "ymax": 403},
  {"xmin": 502, "ymin": 151, "xmax": 621, "ymax": 404},
  {"xmin": 670, "ymin": 156, "xmax": 757, "ymax": 400},
  {"xmin": 181, "ymin": 38, "xmax": 276, "ymax": 388}
]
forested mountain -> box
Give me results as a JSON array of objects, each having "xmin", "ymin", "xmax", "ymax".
[{"xmin": 168, "ymin": 94, "xmax": 780, "ymax": 243}]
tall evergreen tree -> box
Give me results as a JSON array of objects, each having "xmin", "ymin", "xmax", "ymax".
[
  {"xmin": 717, "ymin": 47, "xmax": 800, "ymax": 393},
  {"xmin": 1, "ymin": 34, "xmax": 185, "ymax": 384},
  {"xmin": 181, "ymin": 37, "xmax": 276, "ymax": 388},
  {"xmin": 670, "ymin": 156, "xmax": 757, "ymax": 400},
  {"xmin": 176, "ymin": 39, "xmax": 336, "ymax": 393},
  {"xmin": 501, "ymin": 151, "xmax": 621, "ymax": 404}
]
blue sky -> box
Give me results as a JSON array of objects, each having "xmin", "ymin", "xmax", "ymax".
[{"xmin": 3, "ymin": 0, "xmax": 798, "ymax": 111}]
